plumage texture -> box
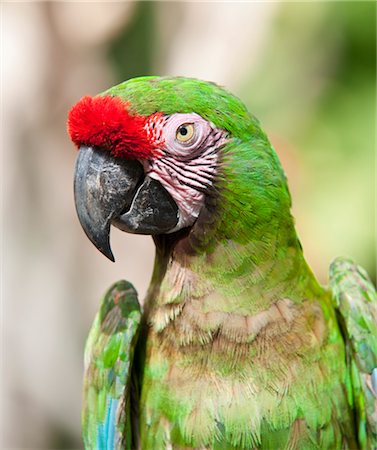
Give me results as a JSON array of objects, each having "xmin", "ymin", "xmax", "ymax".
[
  {"xmin": 82, "ymin": 281, "xmax": 141, "ymax": 449},
  {"xmin": 78, "ymin": 76, "xmax": 377, "ymax": 449},
  {"xmin": 67, "ymin": 95, "xmax": 160, "ymax": 159},
  {"xmin": 330, "ymin": 258, "xmax": 377, "ymax": 448}
]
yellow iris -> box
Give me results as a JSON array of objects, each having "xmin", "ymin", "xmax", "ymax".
[{"xmin": 176, "ymin": 123, "xmax": 195, "ymax": 142}]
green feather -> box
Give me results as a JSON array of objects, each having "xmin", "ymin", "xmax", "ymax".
[
  {"xmin": 103, "ymin": 76, "xmax": 261, "ymax": 141},
  {"xmin": 80, "ymin": 77, "xmax": 375, "ymax": 449},
  {"xmin": 330, "ymin": 257, "xmax": 377, "ymax": 449},
  {"xmin": 82, "ymin": 280, "xmax": 141, "ymax": 449}
]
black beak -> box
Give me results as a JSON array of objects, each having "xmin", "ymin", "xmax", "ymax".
[{"xmin": 74, "ymin": 146, "xmax": 178, "ymax": 261}]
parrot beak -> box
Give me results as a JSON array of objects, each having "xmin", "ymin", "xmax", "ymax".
[{"xmin": 74, "ymin": 146, "xmax": 178, "ymax": 261}]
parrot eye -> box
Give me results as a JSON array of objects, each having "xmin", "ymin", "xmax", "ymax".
[
  {"xmin": 176, "ymin": 123, "xmax": 195, "ymax": 143},
  {"xmin": 160, "ymin": 113, "xmax": 213, "ymax": 158}
]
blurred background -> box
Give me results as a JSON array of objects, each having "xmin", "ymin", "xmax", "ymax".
[{"xmin": 2, "ymin": 1, "xmax": 375, "ymax": 448}]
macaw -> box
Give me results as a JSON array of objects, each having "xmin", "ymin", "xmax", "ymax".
[{"xmin": 67, "ymin": 76, "xmax": 377, "ymax": 449}]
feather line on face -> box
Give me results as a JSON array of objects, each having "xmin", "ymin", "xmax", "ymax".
[{"xmin": 143, "ymin": 113, "xmax": 228, "ymax": 230}]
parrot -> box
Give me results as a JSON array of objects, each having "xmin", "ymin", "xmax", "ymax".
[{"xmin": 67, "ymin": 76, "xmax": 377, "ymax": 449}]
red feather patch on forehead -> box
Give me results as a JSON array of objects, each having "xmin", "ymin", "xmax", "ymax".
[{"xmin": 67, "ymin": 95, "xmax": 160, "ymax": 159}]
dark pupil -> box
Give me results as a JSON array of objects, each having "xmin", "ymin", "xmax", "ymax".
[{"xmin": 179, "ymin": 126, "xmax": 188, "ymax": 136}]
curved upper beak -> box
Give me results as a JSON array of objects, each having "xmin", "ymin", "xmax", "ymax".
[{"xmin": 74, "ymin": 146, "xmax": 178, "ymax": 261}]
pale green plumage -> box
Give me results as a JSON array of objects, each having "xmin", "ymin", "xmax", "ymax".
[
  {"xmin": 82, "ymin": 280, "xmax": 141, "ymax": 449},
  {"xmin": 81, "ymin": 76, "xmax": 377, "ymax": 449},
  {"xmin": 330, "ymin": 258, "xmax": 377, "ymax": 448}
]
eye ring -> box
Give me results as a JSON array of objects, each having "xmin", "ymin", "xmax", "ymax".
[{"xmin": 176, "ymin": 123, "xmax": 195, "ymax": 143}]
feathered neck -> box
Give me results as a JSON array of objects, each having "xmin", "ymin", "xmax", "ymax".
[{"xmin": 143, "ymin": 137, "xmax": 324, "ymax": 331}]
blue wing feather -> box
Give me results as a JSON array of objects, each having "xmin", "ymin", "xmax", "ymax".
[{"xmin": 82, "ymin": 281, "xmax": 141, "ymax": 449}]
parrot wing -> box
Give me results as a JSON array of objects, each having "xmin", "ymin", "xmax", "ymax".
[
  {"xmin": 329, "ymin": 257, "xmax": 377, "ymax": 449},
  {"xmin": 82, "ymin": 280, "xmax": 141, "ymax": 450}
]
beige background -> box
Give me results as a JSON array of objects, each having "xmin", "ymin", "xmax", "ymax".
[{"xmin": 2, "ymin": 2, "xmax": 375, "ymax": 448}]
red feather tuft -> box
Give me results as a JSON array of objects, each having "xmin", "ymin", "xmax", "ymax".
[{"xmin": 67, "ymin": 95, "xmax": 160, "ymax": 159}]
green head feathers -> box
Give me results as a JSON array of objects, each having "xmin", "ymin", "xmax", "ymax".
[
  {"xmin": 105, "ymin": 77, "xmax": 293, "ymax": 244},
  {"xmin": 69, "ymin": 76, "xmax": 297, "ymax": 259},
  {"xmin": 103, "ymin": 76, "xmax": 260, "ymax": 141}
]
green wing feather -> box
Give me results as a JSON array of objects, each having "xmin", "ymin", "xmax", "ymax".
[
  {"xmin": 330, "ymin": 257, "xmax": 377, "ymax": 449},
  {"xmin": 82, "ymin": 280, "xmax": 141, "ymax": 450}
]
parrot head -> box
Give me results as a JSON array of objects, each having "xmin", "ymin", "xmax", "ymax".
[{"xmin": 68, "ymin": 77, "xmax": 293, "ymax": 261}]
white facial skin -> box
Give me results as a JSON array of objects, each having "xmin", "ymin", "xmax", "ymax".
[{"xmin": 143, "ymin": 113, "xmax": 228, "ymax": 231}]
